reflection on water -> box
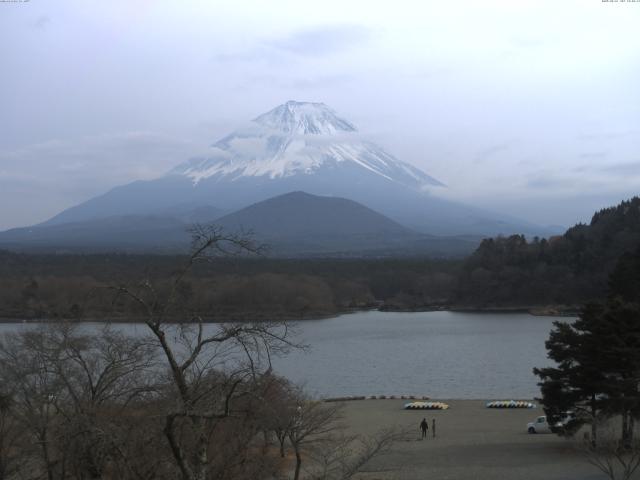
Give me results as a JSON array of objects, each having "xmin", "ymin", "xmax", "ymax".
[{"xmin": 0, "ymin": 310, "xmax": 568, "ymax": 399}]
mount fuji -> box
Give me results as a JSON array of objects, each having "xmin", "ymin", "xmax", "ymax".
[
  {"xmin": 170, "ymin": 101, "xmax": 443, "ymax": 191},
  {"xmin": 1, "ymin": 101, "xmax": 554, "ymax": 253}
]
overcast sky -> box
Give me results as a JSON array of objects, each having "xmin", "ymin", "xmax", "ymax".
[{"xmin": 1, "ymin": 0, "xmax": 639, "ymax": 230}]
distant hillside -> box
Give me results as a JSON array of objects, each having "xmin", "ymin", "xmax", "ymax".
[
  {"xmin": 0, "ymin": 202, "xmax": 224, "ymax": 253},
  {"xmin": 217, "ymin": 191, "xmax": 414, "ymax": 239},
  {"xmin": 160, "ymin": 203, "xmax": 225, "ymax": 224},
  {"xmin": 0, "ymin": 215, "xmax": 189, "ymax": 253},
  {"xmin": 0, "ymin": 191, "xmax": 479, "ymax": 257},
  {"xmin": 455, "ymin": 196, "xmax": 640, "ymax": 308},
  {"xmin": 215, "ymin": 191, "xmax": 441, "ymax": 255},
  {"xmin": 207, "ymin": 191, "xmax": 482, "ymax": 256}
]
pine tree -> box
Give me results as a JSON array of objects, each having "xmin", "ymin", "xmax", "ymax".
[
  {"xmin": 534, "ymin": 247, "xmax": 640, "ymax": 446},
  {"xmin": 534, "ymin": 303, "xmax": 609, "ymax": 445}
]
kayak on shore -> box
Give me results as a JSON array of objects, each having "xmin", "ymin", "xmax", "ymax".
[
  {"xmin": 486, "ymin": 400, "xmax": 536, "ymax": 409},
  {"xmin": 404, "ymin": 401, "xmax": 449, "ymax": 410}
]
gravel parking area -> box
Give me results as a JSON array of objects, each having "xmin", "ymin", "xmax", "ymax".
[{"xmin": 339, "ymin": 399, "xmax": 609, "ymax": 480}]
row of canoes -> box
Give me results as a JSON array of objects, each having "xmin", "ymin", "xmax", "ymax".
[
  {"xmin": 324, "ymin": 395, "xmax": 430, "ymax": 402},
  {"xmin": 404, "ymin": 401, "xmax": 450, "ymax": 410},
  {"xmin": 486, "ymin": 400, "xmax": 536, "ymax": 409},
  {"xmin": 404, "ymin": 400, "xmax": 537, "ymax": 410}
]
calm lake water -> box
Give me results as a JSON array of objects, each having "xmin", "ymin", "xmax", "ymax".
[
  {"xmin": 0, "ymin": 311, "xmax": 568, "ymax": 399},
  {"xmin": 271, "ymin": 311, "xmax": 565, "ymax": 399}
]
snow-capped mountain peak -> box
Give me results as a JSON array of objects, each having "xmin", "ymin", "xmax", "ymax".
[
  {"xmin": 33, "ymin": 101, "xmax": 543, "ymax": 239},
  {"xmin": 253, "ymin": 100, "xmax": 356, "ymax": 135},
  {"xmin": 169, "ymin": 101, "xmax": 444, "ymax": 189}
]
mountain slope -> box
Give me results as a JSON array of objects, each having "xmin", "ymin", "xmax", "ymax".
[
  {"xmin": 37, "ymin": 100, "xmax": 547, "ymax": 237},
  {"xmin": 0, "ymin": 192, "xmax": 480, "ymax": 256},
  {"xmin": 215, "ymin": 191, "xmax": 422, "ymax": 254},
  {"xmin": 0, "ymin": 215, "xmax": 188, "ymax": 252},
  {"xmin": 213, "ymin": 192, "xmax": 480, "ymax": 256}
]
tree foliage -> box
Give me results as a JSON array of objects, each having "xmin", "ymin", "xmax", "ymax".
[
  {"xmin": 535, "ymin": 246, "xmax": 640, "ymax": 447},
  {"xmin": 457, "ymin": 197, "xmax": 640, "ymax": 307}
]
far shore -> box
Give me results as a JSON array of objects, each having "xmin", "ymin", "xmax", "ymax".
[
  {"xmin": 0, "ymin": 304, "xmax": 579, "ymax": 324},
  {"xmin": 381, "ymin": 304, "xmax": 579, "ymax": 317}
]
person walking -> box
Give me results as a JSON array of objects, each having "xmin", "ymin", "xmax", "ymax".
[
  {"xmin": 420, "ymin": 418, "xmax": 428, "ymax": 439},
  {"xmin": 432, "ymin": 418, "xmax": 436, "ymax": 438}
]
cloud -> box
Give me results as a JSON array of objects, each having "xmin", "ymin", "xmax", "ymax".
[
  {"xmin": 33, "ymin": 15, "xmax": 50, "ymax": 29},
  {"xmin": 228, "ymin": 136, "xmax": 268, "ymax": 157},
  {"xmin": 289, "ymin": 74, "xmax": 354, "ymax": 90},
  {"xmin": 579, "ymin": 151, "xmax": 608, "ymax": 160},
  {"xmin": 232, "ymin": 73, "xmax": 355, "ymax": 92},
  {"xmin": 577, "ymin": 130, "xmax": 640, "ymax": 141},
  {"xmin": 571, "ymin": 160, "xmax": 640, "ymax": 177},
  {"xmin": 0, "ymin": 132, "xmax": 195, "ymax": 182},
  {"xmin": 268, "ymin": 25, "xmax": 371, "ymax": 56},
  {"xmin": 600, "ymin": 161, "xmax": 640, "ymax": 176},
  {"xmin": 473, "ymin": 142, "xmax": 512, "ymax": 163},
  {"xmin": 0, "ymin": 132, "xmax": 199, "ymax": 229},
  {"xmin": 509, "ymin": 34, "xmax": 545, "ymax": 49},
  {"xmin": 212, "ymin": 24, "xmax": 371, "ymax": 67},
  {"xmin": 525, "ymin": 175, "xmax": 573, "ymax": 189},
  {"xmin": 213, "ymin": 46, "xmax": 283, "ymax": 66}
]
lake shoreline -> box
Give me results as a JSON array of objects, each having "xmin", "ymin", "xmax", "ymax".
[
  {"xmin": 381, "ymin": 304, "xmax": 578, "ymax": 316},
  {"xmin": 0, "ymin": 304, "xmax": 578, "ymax": 323}
]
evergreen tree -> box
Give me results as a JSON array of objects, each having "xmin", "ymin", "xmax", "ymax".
[
  {"xmin": 598, "ymin": 300, "xmax": 640, "ymax": 446},
  {"xmin": 535, "ymin": 247, "xmax": 640, "ymax": 446},
  {"xmin": 534, "ymin": 303, "xmax": 609, "ymax": 444},
  {"xmin": 608, "ymin": 247, "xmax": 640, "ymax": 304}
]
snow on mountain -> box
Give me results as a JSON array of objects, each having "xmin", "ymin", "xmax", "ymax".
[
  {"xmin": 253, "ymin": 100, "xmax": 356, "ymax": 135},
  {"xmin": 169, "ymin": 101, "xmax": 444, "ymax": 189},
  {"xmin": 33, "ymin": 100, "xmax": 551, "ymax": 238}
]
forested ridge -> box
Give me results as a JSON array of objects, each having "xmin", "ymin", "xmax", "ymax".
[
  {"xmin": 1, "ymin": 197, "xmax": 639, "ymax": 320},
  {"xmin": 456, "ymin": 196, "xmax": 640, "ymax": 309}
]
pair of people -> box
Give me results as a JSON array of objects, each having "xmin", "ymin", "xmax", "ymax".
[{"xmin": 420, "ymin": 418, "xmax": 436, "ymax": 439}]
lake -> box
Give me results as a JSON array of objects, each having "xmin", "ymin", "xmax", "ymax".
[
  {"xmin": 270, "ymin": 311, "xmax": 565, "ymax": 399},
  {"xmin": 0, "ymin": 311, "xmax": 567, "ymax": 400}
]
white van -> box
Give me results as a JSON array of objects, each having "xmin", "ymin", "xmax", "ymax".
[
  {"xmin": 527, "ymin": 415, "xmax": 553, "ymax": 434},
  {"xmin": 527, "ymin": 413, "xmax": 572, "ymax": 434}
]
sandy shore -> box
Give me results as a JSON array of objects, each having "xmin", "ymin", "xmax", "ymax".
[{"xmin": 339, "ymin": 399, "xmax": 606, "ymax": 480}]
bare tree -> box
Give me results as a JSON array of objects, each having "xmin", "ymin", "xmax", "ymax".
[
  {"xmin": 284, "ymin": 390, "xmax": 409, "ymax": 480},
  {"xmin": 578, "ymin": 419, "xmax": 640, "ymax": 480},
  {"xmin": 109, "ymin": 225, "xmax": 298, "ymax": 480},
  {"xmin": 256, "ymin": 374, "xmax": 300, "ymax": 458},
  {"xmin": 0, "ymin": 327, "xmax": 66, "ymax": 480},
  {"xmin": 52, "ymin": 325, "xmax": 157, "ymax": 480},
  {"xmin": 0, "ymin": 392, "xmax": 22, "ymax": 480},
  {"xmin": 286, "ymin": 396, "xmax": 344, "ymax": 480},
  {"xmin": 0, "ymin": 323, "xmax": 158, "ymax": 480},
  {"xmin": 306, "ymin": 427, "xmax": 410, "ymax": 480}
]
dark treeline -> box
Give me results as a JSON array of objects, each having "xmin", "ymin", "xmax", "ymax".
[
  {"xmin": 1, "ymin": 196, "xmax": 639, "ymax": 320},
  {"xmin": 0, "ymin": 252, "xmax": 460, "ymax": 320},
  {"xmin": 457, "ymin": 197, "xmax": 640, "ymax": 309}
]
